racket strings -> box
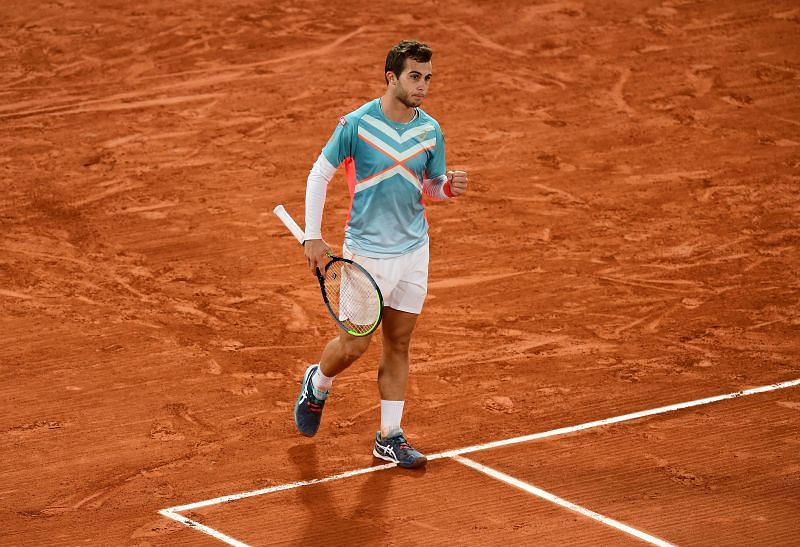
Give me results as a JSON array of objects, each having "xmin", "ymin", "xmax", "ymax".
[{"xmin": 323, "ymin": 261, "xmax": 380, "ymax": 334}]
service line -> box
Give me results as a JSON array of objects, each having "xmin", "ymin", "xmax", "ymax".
[{"xmin": 453, "ymin": 455, "xmax": 674, "ymax": 547}]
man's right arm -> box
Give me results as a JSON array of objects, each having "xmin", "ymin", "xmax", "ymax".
[
  {"xmin": 304, "ymin": 115, "xmax": 355, "ymax": 273},
  {"xmin": 303, "ymin": 153, "xmax": 337, "ymax": 274}
]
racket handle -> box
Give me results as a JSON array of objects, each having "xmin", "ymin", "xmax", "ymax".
[{"xmin": 273, "ymin": 204, "xmax": 305, "ymax": 244}]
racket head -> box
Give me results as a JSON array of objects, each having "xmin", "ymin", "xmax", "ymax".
[{"xmin": 316, "ymin": 256, "xmax": 383, "ymax": 337}]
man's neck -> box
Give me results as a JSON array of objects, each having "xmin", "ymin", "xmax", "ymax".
[{"xmin": 380, "ymin": 93, "xmax": 416, "ymax": 123}]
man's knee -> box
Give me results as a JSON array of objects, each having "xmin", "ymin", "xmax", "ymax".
[
  {"xmin": 339, "ymin": 334, "xmax": 371, "ymax": 363},
  {"xmin": 383, "ymin": 335, "xmax": 412, "ymax": 356}
]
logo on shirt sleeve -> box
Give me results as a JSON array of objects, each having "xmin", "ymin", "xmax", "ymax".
[{"xmin": 339, "ymin": 116, "xmax": 347, "ymax": 126}]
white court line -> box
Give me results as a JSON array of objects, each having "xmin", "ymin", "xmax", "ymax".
[
  {"xmin": 159, "ymin": 509, "xmax": 249, "ymax": 547},
  {"xmin": 453, "ymin": 455, "xmax": 675, "ymax": 547},
  {"xmin": 161, "ymin": 377, "xmax": 800, "ymax": 544},
  {"xmin": 168, "ymin": 461, "xmax": 397, "ymax": 513},
  {"xmin": 429, "ymin": 377, "xmax": 800, "ymax": 460}
]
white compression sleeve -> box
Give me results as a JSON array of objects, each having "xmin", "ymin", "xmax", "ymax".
[
  {"xmin": 422, "ymin": 174, "xmax": 453, "ymax": 201},
  {"xmin": 304, "ymin": 153, "xmax": 337, "ymax": 240}
]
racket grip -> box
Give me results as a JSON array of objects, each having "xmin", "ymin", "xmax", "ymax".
[{"xmin": 273, "ymin": 204, "xmax": 305, "ymax": 244}]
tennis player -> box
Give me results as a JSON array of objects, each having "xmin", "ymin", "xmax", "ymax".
[{"xmin": 294, "ymin": 40, "xmax": 468, "ymax": 468}]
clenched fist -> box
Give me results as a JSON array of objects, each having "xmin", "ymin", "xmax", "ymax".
[{"xmin": 447, "ymin": 170, "xmax": 468, "ymax": 196}]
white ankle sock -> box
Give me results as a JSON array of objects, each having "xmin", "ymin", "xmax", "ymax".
[
  {"xmin": 312, "ymin": 365, "xmax": 334, "ymax": 393},
  {"xmin": 380, "ymin": 400, "xmax": 405, "ymax": 438}
]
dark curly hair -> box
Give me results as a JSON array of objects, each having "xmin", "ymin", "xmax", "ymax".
[{"xmin": 385, "ymin": 40, "xmax": 432, "ymax": 84}]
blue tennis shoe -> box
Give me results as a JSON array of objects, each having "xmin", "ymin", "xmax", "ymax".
[
  {"xmin": 373, "ymin": 430, "xmax": 427, "ymax": 468},
  {"xmin": 294, "ymin": 365, "xmax": 328, "ymax": 437}
]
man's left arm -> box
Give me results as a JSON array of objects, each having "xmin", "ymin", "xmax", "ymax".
[{"xmin": 422, "ymin": 123, "xmax": 468, "ymax": 200}]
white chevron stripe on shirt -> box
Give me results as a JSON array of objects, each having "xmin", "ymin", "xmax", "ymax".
[
  {"xmin": 358, "ymin": 126, "xmax": 436, "ymax": 161},
  {"xmin": 354, "ymin": 165, "xmax": 422, "ymax": 194},
  {"xmin": 361, "ymin": 114, "xmax": 434, "ymax": 144}
]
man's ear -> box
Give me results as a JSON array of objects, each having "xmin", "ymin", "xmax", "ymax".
[{"xmin": 386, "ymin": 71, "xmax": 396, "ymax": 85}]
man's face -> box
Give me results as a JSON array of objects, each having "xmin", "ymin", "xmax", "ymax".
[{"xmin": 390, "ymin": 59, "xmax": 433, "ymax": 108}]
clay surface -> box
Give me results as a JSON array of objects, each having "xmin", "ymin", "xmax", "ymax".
[{"xmin": 2, "ymin": 1, "xmax": 798, "ymax": 544}]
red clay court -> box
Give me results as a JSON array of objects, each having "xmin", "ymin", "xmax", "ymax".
[{"xmin": 2, "ymin": 1, "xmax": 799, "ymax": 545}]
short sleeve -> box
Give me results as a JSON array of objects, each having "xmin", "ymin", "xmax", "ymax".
[
  {"xmin": 425, "ymin": 122, "xmax": 446, "ymax": 180},
  {"xmin": 321, "ymin": 116, "xmax": 355, "ymax": 167}
]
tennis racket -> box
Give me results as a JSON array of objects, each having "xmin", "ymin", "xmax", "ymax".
[{"xmin": 273, "ymin": 204, "xmax": 383, "ymax": 337}]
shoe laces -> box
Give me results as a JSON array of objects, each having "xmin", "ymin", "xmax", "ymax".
[{"xmin": 388, "ymin": 435, "xmax": 411, "ymax": 451}]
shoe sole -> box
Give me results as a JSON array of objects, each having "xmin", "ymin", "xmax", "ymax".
[
  {"xmin": 294, "ymin": 365, "xmax": 319, "ymax": 437},
  {"xmin": 372, "ymin": 448, "xmax": 428, "ymax": 469}
]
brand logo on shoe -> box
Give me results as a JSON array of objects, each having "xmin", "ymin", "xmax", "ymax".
[
  {"xmin": 298, "ymin": 383, "xmax": 312, "ymax": 407},
  {"xmin": 379, "ymin": 443, "xmax": 395, "ymax": 457},
  {"xmin": 298, "ymin": 370, "xmax": 315, "ymax": 406}
]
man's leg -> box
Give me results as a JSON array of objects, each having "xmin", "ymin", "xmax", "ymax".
[
  {"xmin": 373, "ymin": 307, "xmax": 427, "ymax": 468},
  {"xmin": 320, "ymin": 330, "xmax": 373, "ymax": 377},
  {"xmin": 294, "ymin": 331, "xmax": 373, "ymax": 437},
  {"xmin": 378, "ymin": 307, "xmax": 418, "ymax": 406}
]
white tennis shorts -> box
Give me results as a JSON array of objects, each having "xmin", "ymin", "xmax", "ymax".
[{"xmin": 342, "ymin": 241, "xmax": 429, "ymax": 314}]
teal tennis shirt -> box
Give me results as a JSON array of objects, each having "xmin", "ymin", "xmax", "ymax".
[{"xmin": 321, "ymin": 98, "xmax": 447, "ymax": 258}]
